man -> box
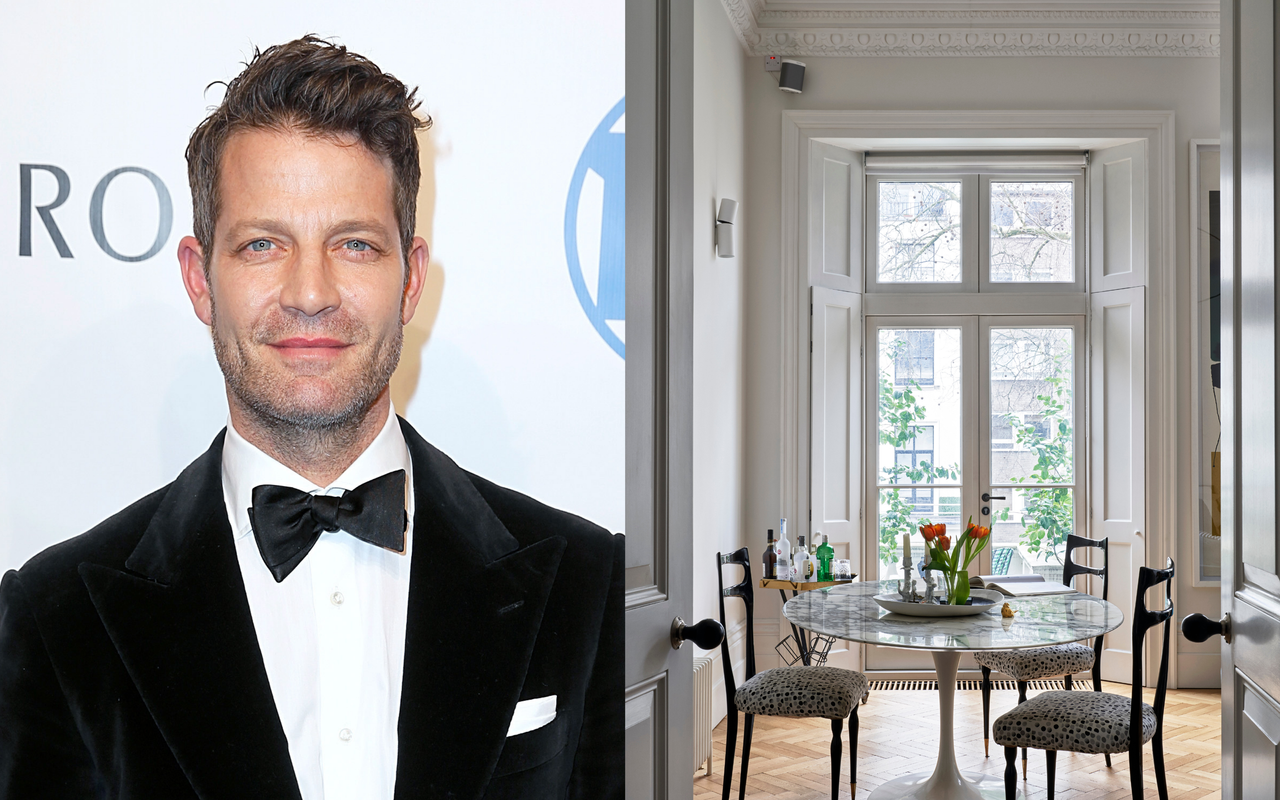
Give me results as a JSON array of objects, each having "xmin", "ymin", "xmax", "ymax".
[{"xmin": 0, "ymin": 37, "xmax": 622, "ymax": 800}]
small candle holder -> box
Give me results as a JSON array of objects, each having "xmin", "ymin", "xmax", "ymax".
[{"xmin": 897, "ymin": 561, "xmax": 919, "ymax": 602}]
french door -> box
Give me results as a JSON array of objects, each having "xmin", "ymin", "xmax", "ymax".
[{"xmin": 863, "ymin": 314, "xmax": 1085, "ymax": 672}]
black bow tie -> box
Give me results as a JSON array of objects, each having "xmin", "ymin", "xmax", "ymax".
[{"xmin": 248, "ymin": 470, "xmax": 408, "ymax": 583}]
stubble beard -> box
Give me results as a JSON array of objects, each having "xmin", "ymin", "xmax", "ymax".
[{"xmin": 210, "ymin": 299, "xmax": 403, "ymax": 463}]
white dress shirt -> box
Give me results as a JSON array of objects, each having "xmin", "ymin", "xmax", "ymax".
[{"xmin": 222, "ymin": 408, "xmax": 413, "ymax": 800}]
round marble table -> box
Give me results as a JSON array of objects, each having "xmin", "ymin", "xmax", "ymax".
[{"xmin": 783, "ymin": 580, "xmax": 1124, "ymax": 800}]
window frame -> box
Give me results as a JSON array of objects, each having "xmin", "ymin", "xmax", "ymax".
[
  {"xmin": 979, "ymin": 172, "xmax": 1086, "ymax": 294},
  {"xmin": 978, "ymin": 315, "xmax": 1087, "ymax": 572},
  {"xmin": 865, "ymin": 167, "xmax": 1086, "ymax": 295},
  {"xmin": 865, "ymin": 173, "xmax": 979, "ymax": 293}
]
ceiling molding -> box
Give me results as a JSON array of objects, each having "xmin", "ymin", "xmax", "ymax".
[{"xmin": 718, "ymin": 0, "xmax": 1220, "ymax": 57}]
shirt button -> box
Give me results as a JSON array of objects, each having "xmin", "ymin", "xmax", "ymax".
[
  {"xmin": 339, "ymin": 728, "xmax": 353, "ymax": 742},
  {"xmin": 331, "ymin": 591, "xmax": 345, "ymax": 606}
]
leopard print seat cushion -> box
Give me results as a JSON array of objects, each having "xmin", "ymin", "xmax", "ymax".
[
  {"xmin": 992, "ymin": 690, "xmax": 1157, "ymax": 754},
  {"xmin": 734, "ymin": 666, "xmax": 868, "ymax": 720},
  {"xmin": 973, "ymin": 643, "xmax": 1095, "ymax": 682}
]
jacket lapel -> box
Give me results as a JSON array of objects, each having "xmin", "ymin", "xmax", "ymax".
[
  {"xmin": 79, "ymin": 432, "xmax": 302, "ymax": 800},
  {"xmin": 394, "ymin": 420, "xmax": 566, "ymax": 800}
]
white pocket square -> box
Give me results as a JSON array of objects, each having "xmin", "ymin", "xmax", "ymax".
[{"xmin": 506, "ymin": 694, "xmax": 557, "ymax": 737}]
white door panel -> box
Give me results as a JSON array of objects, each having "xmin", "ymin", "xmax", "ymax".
[
  {"xmin": 1089, "ymin": 141, "xmax": 1148, "ymax": 292},
  {"xmin": 811, "ymin": 287, "xmax": 863, "ymax": 572},
  {"xmin": 1219, "ymin": 3, "xmax": 1280, "ymax": 797},
  {"xmin": 1089, "ymin": 287, "xmax": 1146, "ymax": 682},
  {"xmin": 624, "ymin": 1, "xmax": 694, "ymax": 797},
  {"xmin": 808, "ymin": 143, "xmax": 863, "ymax": 293}
]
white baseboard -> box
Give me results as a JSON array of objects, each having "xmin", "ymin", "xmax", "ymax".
[{"xmin": 1175, "ymin": 653, "xmax": 1222, "ymax": 688}]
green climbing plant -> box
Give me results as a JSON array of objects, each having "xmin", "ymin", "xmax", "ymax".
[
  {"xmin": 995, "ymin": 356, "xmax": 1074, "ymax": 563},
  {"xmin": 877, "ymin": 338, "xmax": 959, "ymax": 565}
]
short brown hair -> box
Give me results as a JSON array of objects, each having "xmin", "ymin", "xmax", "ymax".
[{"xmin": 186, "ymin": 35, "xmax": 430, "ymax": 268}]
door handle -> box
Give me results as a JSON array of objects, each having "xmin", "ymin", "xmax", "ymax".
[
  {"xmin": 981, "ymin": 493, "xmax": 1006, "ymax": 503},
  {"xmin": 1181, "ymin": 612, "xmax": 1232, "ymax": 644},
  {"xmin": 670, "ymin": 617, "xmax": 725, "ymax": 650}
]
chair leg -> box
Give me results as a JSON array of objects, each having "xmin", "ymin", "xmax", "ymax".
[
  {"xmin": 830, "ymin": 717, "xmax": 843, "ymax": 800},
  {"xmin": 1003, "ymin": 747, "xmax": 1018, "ymax": 800},
  {"xmin": 739, "ymin": 713, "xmax": 754, "ymax": 800},
  {"xmin": 1093, "ymin": 660, "xmax": 1110, "ymax": 769},
  {"xmin": 1153, "ymin": 733, "xmax": 1169, "ymax": 800},
  {"xmin": 1017, "ymin": 681, "xmax": 1029, "ymax": 780},
  {"xmin": 981, "ymin": 666, "xmax": 992, "ymax": 758},
  {"xmin": 849, "ymin": 705, "xmax": 860, "ymax": 797},
  {"xmin": 722, "ymin": 711, "xmax": 737, "ymax": 800},
  {"xmin": 1064, "ymin": 673, "xmax": 1073, "ymax": 691},
  {"xmin": 1045, "ymin": 750, "xmax": 1056, "ymax": 800},
  {"xmin": 1129, "ymin": 739, "xmax": 1144, "ymax": 800}
]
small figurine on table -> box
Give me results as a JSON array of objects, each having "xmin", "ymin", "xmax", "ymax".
[{"xmin": 923, "ymin": 571, "xmax": 937, "ymax": 604}]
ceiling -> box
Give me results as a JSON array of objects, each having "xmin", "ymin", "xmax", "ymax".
[{"xmin": 718, "ymin": 0, "xmax": 1220, "ymax": 57}]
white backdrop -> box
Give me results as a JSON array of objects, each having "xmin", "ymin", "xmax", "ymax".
[{"xmin": 0, "ymin": 1, "xmax": 625, "ymax": 571}]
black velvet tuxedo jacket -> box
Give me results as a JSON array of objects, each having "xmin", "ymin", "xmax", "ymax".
[{"xmin": 0, "ymin": 419, "xmax": 623, "ymax": 799}]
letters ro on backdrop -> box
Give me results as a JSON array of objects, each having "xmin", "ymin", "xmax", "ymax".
[{"xmin": 18, "ymin": 163, "xmax": 173, "ymax": 262}]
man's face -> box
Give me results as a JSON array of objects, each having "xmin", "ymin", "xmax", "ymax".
[{"xmin": 179, "ymin": 128, "xmax": 428, "ymax": 431}]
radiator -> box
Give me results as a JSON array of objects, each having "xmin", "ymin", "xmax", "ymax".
[{"xmin": 693, "ymin": 655, "xmax": 714, "ymax": 776}]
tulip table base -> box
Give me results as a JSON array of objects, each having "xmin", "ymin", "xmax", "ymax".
[{"xmin": 867, "ymin": 651, "xmax": 1021, "ymax": 800}]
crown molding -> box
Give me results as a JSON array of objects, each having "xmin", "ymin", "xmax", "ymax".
[{"xmin": 718, "ymin": 0, "xmax": 1220, "ymax": 56}]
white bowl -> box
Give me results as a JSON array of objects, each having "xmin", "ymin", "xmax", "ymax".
[{"xmin": 873, "ymin": 591, "xmax": 1001, "ymax": 617}]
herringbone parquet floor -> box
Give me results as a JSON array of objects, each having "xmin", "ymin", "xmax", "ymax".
[{"xmin": 693, "ymin": 682, "xmax": 1221, "ymax": 800}]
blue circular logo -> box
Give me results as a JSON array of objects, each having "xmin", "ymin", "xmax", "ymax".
[{"xmin": 565, "ymin": 99, "xmax": 625, "ymax": 359}]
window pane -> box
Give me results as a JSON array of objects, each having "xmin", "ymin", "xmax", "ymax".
[
  {"xmin": 877, "ymin": 182, "xmax": 962, "ymax": 283},
  {"xmin": 989, "ymin": 328, "xmax": 1074, "ymax": 485},
  {"xmin": 989, "ymin": 181, "xmax": 1074, "ymax": 283},
  {"xmin": 878, "ymin": 328, "xmax": 962, "ymax": 485},
  {"xmin": 987, "ymin": 488, "xmax": 1074, "ymax": 578},
  {"xmin": 876, "ymin": 486, "xmax": 963, "ymax": 581}
]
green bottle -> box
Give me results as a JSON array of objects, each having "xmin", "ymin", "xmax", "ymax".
[{"xmin": 816, "ymin": 534, "xmax": 834, "ymax": 581}]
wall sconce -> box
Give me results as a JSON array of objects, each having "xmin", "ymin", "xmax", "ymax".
[
  {"xmin": 715, "ymin": 199, "xmax": 737, "ymax": 258},
  {"xmin": 779, "ymin": 59, "xmax": 805, "ymax": 93}
]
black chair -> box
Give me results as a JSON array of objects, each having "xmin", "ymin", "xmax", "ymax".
[
  {"xmin": 975, "ymin": 535, "xmax": 1110, "ymax": 774},
  {"xmin": 716, "ymin": 548, "xmax": 867, "ymax": 800},
  {"xmin": 992, "ymin": 558, "xmax": 1174, "ymax": 800}
]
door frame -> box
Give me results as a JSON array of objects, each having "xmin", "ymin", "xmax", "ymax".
[{"xmin": 783, "ymin": 110, "xmax": 1177, "ymax": 684}]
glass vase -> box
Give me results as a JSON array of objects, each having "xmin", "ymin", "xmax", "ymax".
[{"xmin": 950, "ymin": 570, "xmax": 971, "ymax": 605}]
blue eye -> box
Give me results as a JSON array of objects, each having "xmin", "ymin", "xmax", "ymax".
[
  {"xmin": 248, "ymin": 240, "xmax": 273, "ymax": 252},
  {"xmin": 344, "ymin": 240, "xmax": 371, "ymax": 251}
]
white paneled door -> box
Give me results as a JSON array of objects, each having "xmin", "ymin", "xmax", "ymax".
[
  {"xmin": 1216, "ymin": 2, "xmax": 1280, "ymax": 798},
  {"xmin": 623, "ymin": 1, "xmax": 696, "ymax": 798}
]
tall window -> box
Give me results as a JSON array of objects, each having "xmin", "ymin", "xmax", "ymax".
[{"xmin": 866, "ymin": 161, "xmax": 1086, "ymax": 585}]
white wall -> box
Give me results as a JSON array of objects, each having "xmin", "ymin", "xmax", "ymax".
[
  {"xmin": 734, "ymin": 55, "xmax": 1220, "ymax": 684},
  {"xmin": 691, "ymin": 0, "xmax": 749, "ymax": 726}
]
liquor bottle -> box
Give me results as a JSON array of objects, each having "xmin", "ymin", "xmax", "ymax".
[
  {"xmin": 763, "ymin": 529, "xmax": 777, "ymax": 580},
  {"xmin": 793, "ymin": 535, "xmax": 812, "ymax": 583},
  {"xmin": 816, "ymin": 534, "xmax": 835, "ymax": 581},
  {"xmin": 776, "ymin": 519, "xmax": 792, "ymax": 580}
]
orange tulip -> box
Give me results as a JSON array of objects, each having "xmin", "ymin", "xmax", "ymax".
[
  {"xmin": 938, "ymin": 534, "xmax": 951, "ymax": 551},
  {"xmin": 935, "ymin": 523, "xmax": 946, "ymax": 537}
]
